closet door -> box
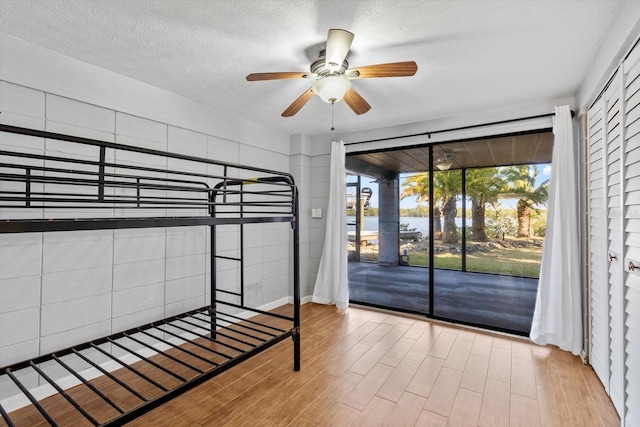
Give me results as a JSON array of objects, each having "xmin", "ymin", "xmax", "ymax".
[
  {"xmin": 622, "ymin": 44, "xmax": 640, "ymax": 427},
  {"xmin": 604, "ymin": 75, "xmax": 625, "ymax": 415},
  {"xmin": 587, "ymin": 97, "xmax": 610, "ymax": 391},
  {"xmin": 587, "ymin": 85, "xmax": 625, "ymax": 412},
  {"xmin": 588, "ymin": 40, "xmax": 640, "ymax": 426}
]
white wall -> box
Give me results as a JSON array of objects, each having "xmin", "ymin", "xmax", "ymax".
[
  {"xmin": 0, "ymin": 34, "xmax": 294, "ymax": 378},
  {"xmin": 288, "ymin": 133, "xmax": 334, "ymax": 298},
  {"xmin": 289, "ymin": 134, "xmax": 311, "ymax": 298},
  {"xmin": 0, "ymin": 34, "xmax": 289, "ymax": 153}
]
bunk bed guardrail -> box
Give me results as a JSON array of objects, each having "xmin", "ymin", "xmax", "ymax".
[{"xmin": 0, "ymin": 124, "xmax": 301, "ymax": 426}]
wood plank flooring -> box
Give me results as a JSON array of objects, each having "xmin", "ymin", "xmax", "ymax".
[{"xmin": 4, "ymin": 303, "xmax": 619, "ymax": 426}]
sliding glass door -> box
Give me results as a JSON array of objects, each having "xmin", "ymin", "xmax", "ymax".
[
  {"xmin": 430, "ymin": 163, "xmax": 544, "ymax": 332},
  {"xmin": 346, "ymin": 132, "xmax": 551, "ymax": 334},
  {"xmin": 347, "ymin": 147, "xmax": 431, "ymax": 314}
]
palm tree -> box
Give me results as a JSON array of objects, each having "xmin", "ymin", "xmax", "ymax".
[
  {"xmin": 400, "ymin": 171, "xmax": 461, "ymax": 243},
  {"xmin": 501, "ymin": 165, "xmax": 549, "ymax": 237},
  {"xmin": 465, "ymin": 168, "xmax": 505, "ymax": 242},
  {"xmin": 400, "ymin": 174, "xmax": 443, "ymax": 238},
  {"xmin": 435, "ymin": 171, "xmax": 461, "ymax": 244}
]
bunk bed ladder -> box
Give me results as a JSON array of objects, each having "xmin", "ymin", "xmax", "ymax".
[{"xmin": 209, "ymin": 174, "xmax": 248, "ymax": 340}]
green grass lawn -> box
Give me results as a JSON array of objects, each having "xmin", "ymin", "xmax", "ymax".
[{"xmin": 355, "ymin": 246, "xmax": 542, "ymax": 278}]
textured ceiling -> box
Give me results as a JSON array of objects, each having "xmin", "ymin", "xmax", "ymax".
[{"xmin": 0, "ymin": 0, "xmax": 624, "ymax": 136}]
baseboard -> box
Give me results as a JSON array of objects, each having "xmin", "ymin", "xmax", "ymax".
[{"xmin": 289, "ymin": 295, "xmax": 313, "ymax": 305}]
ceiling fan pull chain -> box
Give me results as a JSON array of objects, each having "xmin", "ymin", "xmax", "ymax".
[{"xmin": 331, "ymin": 102, "xmax": 336, "ymax": 131}]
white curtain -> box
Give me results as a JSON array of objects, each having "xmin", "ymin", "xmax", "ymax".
[
  {"xmin": 530, "ymin": 105, "xmax": 582, "ymax": 355},
  {"xmin": 312, "ymin": 140, "xmax": 349, "ymax": 309}
]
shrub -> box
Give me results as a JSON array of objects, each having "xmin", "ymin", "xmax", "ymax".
[
  {"xmin": 486, "ymin": 212, "xmax": 517, "ymax": 239},
  {"xmin": 531, "ymin": 210, "xmax": 547, "ymax": 237}
]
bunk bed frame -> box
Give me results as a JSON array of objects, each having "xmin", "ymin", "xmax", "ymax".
[{"xmin": 0, "ymin": 124, "xmax": 300, "ymax": 426}]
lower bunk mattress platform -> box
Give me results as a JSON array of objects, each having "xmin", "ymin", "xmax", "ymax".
[{"xmin": 0, "ymin": 303, "xmax": 297, "ymax": 427}]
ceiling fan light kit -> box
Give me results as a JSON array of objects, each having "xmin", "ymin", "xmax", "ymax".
[
  {"xmin": 435, "ymin": 154, "xmax": 455, "ymax": 171},
  {"xmin": 245, "ymin": 28, "xmax": 418, "ymax": 119},
  {"xmin": 313, "ymin": 75, "xmax": 352, "ymax": 104}
]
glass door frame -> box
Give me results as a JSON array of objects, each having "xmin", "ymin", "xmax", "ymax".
[
  {"xmin": 347, "ymin": 175, "xmax": 362, "ymax": 262},
  {"xmin": 347, "ymin": 139, "xmax": 547, "ymax": 336},
  {"xmin": 427, "ymin": 145, "xmax": 434, "ymax": 314}
]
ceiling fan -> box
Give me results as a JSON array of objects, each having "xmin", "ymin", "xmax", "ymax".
[{"xmin": 246, "ymin": 29, "xmax": 418, "ymax": 117}]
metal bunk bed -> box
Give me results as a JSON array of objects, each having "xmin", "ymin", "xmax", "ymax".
[{"xmin": 0, "ymin": 124, "xmax": 300, "ymax": 426}]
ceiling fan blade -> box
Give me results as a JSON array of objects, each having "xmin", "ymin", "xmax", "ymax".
[
  {"xmin": 281, "ymin": 88, "xmax": 315, "ymax": 117},
  {"xmin": 343, "ymin": 88, "xmax": 371, "ymax": 115},
  {"xmin": 349, "ymin": 61, "xmax": 418, "ymax": 78},
  {"xmin": 325, "ymin": 29, "xmax": 354, "ymax": 71},
  {"xmin": 246, "ymin": 72, "xmax": 309, "ymax": 81}
]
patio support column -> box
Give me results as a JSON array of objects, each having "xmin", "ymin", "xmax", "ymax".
[{"xmin": 378, "ymin": 174, "xmax": 399, "ymax": 266}]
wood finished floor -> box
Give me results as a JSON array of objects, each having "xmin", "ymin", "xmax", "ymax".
[{"xmin": 5, "ymin": 303, "xmax": 619, "ymax": 426}]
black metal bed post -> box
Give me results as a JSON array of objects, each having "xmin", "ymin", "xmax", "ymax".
[
  {"xmin": 210, "ymin": 190, "xmax": 217, "ymax": 340},
  {"xmin": 240, "ymin": 182, "xmax": 245, "ymax": 307},
  {"xmin": 98, "ymin": 146, "xmax": 105, "ymax": 201},
  {"xmin": 293, "ymin": 187, "xmax": 301, "ymax": 371}
]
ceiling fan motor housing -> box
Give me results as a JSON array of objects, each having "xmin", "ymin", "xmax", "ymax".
[{"xmin": 311, "ymin": 50, "xmax": 350, "ymax": 77}]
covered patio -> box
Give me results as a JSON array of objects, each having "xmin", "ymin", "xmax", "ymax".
[{"xmin": 348, "ymin": 262, "xmax": 538, "ymax": 335}]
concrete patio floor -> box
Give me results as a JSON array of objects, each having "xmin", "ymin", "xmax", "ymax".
[{"xmin": 348, "ymin": 262, "xmax": 538, "ymax": 335}]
